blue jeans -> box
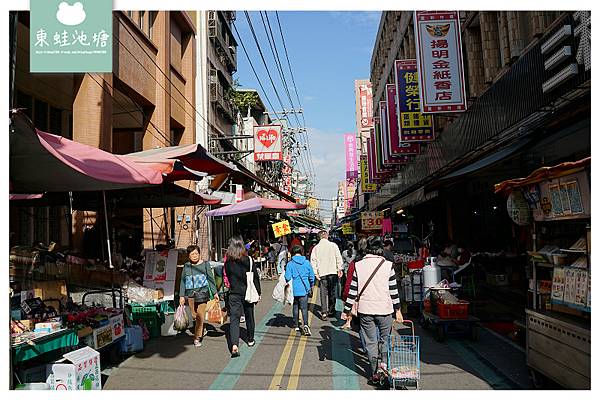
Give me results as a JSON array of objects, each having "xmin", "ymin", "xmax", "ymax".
[{"xmin": 293, "ymin": 295, "xmax": 309, "ymax": 327}]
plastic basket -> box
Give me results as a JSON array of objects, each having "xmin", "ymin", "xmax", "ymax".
[
  {"xmin": 437, "ymin": 301, "xmax": 469, "ymax": 320},
  {"xmin": 130, "ymin": 306, "xmax": 162, "ymax": 338}
]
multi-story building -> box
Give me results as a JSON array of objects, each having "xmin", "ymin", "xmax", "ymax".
[
  {"xmin": 10, "ymin": 10, "xmax": 198, "ymax": 256},
  {"xmin": 367, "ymin": 11, "xmax": 590, "ymax": 248}
]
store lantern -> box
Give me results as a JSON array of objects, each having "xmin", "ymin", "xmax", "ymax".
[{"xmin": 506, "ymin": 190, "xmax": 531, "ymax": 226}]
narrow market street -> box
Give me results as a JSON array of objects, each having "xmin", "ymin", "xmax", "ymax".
[{"xmin": 103, "ymin": 281, "xmax": 529, "ymax": 390}]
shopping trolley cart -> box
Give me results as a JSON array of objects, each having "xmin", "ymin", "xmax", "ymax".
[{"xmin": 383, "ymin": 319, "xmax": 420, "ymax": 390}]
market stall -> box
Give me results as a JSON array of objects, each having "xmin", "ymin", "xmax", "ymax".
[{"xmin": 494, "ymin": 157, "xmax": 590, "ymax": 389}]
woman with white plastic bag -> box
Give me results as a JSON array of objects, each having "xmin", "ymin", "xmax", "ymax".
[{"xmin": 224, "ymin": 236, "xmax": 261, "ymax": 358}]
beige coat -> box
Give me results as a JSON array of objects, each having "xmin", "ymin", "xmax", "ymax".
[{"xmin": 310, "ymin": 239, "xmax": 343, "ymax": 277}]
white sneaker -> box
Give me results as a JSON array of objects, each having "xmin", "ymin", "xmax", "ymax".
[
  {"xmin": 240, "ymin": 316, "xmax": 246, "ymax": 323},
  {"xmin": 194, "ymin": 339, "xmax": 202, "ymax": 347}
]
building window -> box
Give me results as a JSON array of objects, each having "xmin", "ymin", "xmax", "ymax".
[
  {"xmin": 148, "ymin": 11, "xmax": 156, "ymax": 40},
  {"xmin": 15, "ymin": 90, "xmax": 32, "ymax": 120},
  {"xmin": 139, "ymin": 11, "xmax": 145, "ymax": 33},
  {"xmin": 127, "ymin": 10, "xmax": 133, "ymax": 19},
  {"xmin": 49, "ymin": 106, "xmax": 62, "ymax": 135}
]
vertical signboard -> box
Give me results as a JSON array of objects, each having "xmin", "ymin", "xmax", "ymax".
[
  {"xmin": 358, "ymin": 82, "xmax": 374, "ymax": 129},
  {"xmin": 280, "ymin": 153, "xmax": 292, "ymax": 195},
  {"xmin": 386, "ymin": 83, "xmax": 422, "ymax": 155},
  {"xmin": 380, "ymin": 101, "xmax": 409, "ymax": 167},
  {"xmin": 344, "ymin": 134, "xmax": 358, "ymax": 179},
  {"xmin": 395, "ymin": 59, "xmax": 435, "ymax": 141},
  {"xmin": 414, "ymin": 11, "xmax": 467, "ymax": 113},
  {"xmin": 360, "ymin": 156, "xmax": 377, "ymax": 193},
  {"xmin": 254, "ymin": 125, "xmax": 283, "ymax": 161}
]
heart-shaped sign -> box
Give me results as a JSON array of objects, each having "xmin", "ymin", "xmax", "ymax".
[{"xmin": 257, "ymin": 129, "xmax": 279, "ymax": 148}]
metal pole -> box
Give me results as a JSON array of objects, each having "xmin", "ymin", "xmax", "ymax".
[
  {"xmin": 102, "ymin": 191, "xmax": 116, "ymax": 308},
  {"xmin": 256, "ymin": 213, "xmax": 262, "ymax": 274}
]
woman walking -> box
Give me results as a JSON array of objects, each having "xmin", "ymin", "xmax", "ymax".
[
  {"xmin": 224, "ymin": 236, "xmax": 261, "ymax": 357},
  {"xmin": 284, "ymin": 245, "xmax": 315, "ymax": 336},
  {"xmin": 342, "ymin": 237, "xmax": 403, "ymax": 385},
  {"xmin": 178, "ymin": 245, "xmax": 219, "ymax": 347}
]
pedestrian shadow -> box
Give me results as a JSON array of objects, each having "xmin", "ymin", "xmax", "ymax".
[
  {"xmin": 316, "ymin": 324, "xmax": 371, "ymax": 381},
  {"xmin": 127, "ymin": 333, "xmax": 189, "ymax": 360},
  {"xmin": 265, "ymin": 313, "xmax": 295, "ymax": 328}
]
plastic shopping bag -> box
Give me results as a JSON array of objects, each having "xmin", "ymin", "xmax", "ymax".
[
  {"xmin": 283, "ymin": 279, "xmax": 294, "ymax": 305},
  {"xmin": 205, "ymin": 299, "xmax": 225, "ymax": 324},
  {"xmin": 272, "ymin": 273, "xmax": 291, "ymax": 303},
  {"xmin": 174, "ymin": 304, "xmax": 190, "ymax": 331}
]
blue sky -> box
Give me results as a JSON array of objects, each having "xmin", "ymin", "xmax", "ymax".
[{"xmin": 233, "ymin": 11, "xmax": 380, "ymax": 216}]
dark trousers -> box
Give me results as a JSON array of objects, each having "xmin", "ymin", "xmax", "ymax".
[
  {"xmin": 319, "ymin": 274, "xmax": 338, "ymax": 315},
  {"xmin": 293, "ymin": 295, "xmax": 309, "ymax": 327},
  {"xmin": 229, "ymin": 293, "xmax": 255, "ymax": 347}
]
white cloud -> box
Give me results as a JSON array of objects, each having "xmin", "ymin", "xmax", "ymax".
[{"xmin": 56, "ymin": 2, "xmax": 86, "ymax": 26}]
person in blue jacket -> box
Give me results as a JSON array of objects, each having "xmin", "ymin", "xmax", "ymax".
[{"xmin": 285, "ymin": 245, "xmax": 316, "ymax": 336}]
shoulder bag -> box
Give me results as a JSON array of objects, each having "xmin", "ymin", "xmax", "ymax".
[
  {"xmin": 351, "ymin": 258, "xmax": 386, "ymax": 317},
  {"xmin": 245, "ymin": 257, "xmax": 260, "ymax": 303}
]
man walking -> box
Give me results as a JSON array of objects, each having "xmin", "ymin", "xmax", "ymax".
[{"xmin": 310, "ymin": 230, "xmax": 343, "ymax": 320}]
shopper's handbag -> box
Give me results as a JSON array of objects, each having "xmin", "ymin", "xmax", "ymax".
[
  {"xmin": 205, "ymin": 299, "xmax": 225, "ymax": 324},
  {"xmin": 351, "ymin": 259, "xmax": 386, "ymax": 317},
  {"xmin": 245, "ymin": 257, "xmax": 260, "ymax": 303}
]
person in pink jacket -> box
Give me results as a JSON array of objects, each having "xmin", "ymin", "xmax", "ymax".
[{"xmin": 342, "ymin": 236, "xmax": 403, "ymax": 385}]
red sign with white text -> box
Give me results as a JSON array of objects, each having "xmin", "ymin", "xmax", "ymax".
[{"xmin": 359, "ymin": 82, "xmax": 374, "ymax": 129}]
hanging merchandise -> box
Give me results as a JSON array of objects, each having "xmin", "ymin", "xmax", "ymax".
[{"xmin": 506, "ymin": 190, "xmax": 531, "ymax": 226}]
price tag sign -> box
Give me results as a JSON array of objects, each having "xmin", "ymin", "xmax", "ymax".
[{"xmin": 361, "ymin": 212, "xmax": 384, "ymax": 231}]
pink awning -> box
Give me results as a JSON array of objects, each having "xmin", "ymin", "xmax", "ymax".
[
  {"xmin": 10, "ymin": 110, "xmax": 163, "ymax": 193},
  {"xmin": 205, "ymin": 196, "xmax": 306, "ymax": 217}
]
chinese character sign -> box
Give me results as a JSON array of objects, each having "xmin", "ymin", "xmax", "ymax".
[
  {"xmin": 386, "ymin": 84, "xmax": 422, "ymax": 156},
  {"xmin": 254, "ymin": 125, "xmax": 283, "ymax": 162},
  {"xmin": 280, "ymin": 153, "xmax": 293, "ymax": 195},
  {"xmin": 272, "ymin": 220, "xmax": 292, "ymax": 238},
  {"xmin": 360, "ymin": 156, "xmax": 377, "ymax": 193},
  {"xmin": 361, "ymin": 212, "xmax": 384, "ymax": 231},
  {"xmin": 380, "ymin": 101, "xmax": 409, "ymax": 166},
  {"xmin": 414, "ymin": 11, "xmax": 467, "ymax": 113},
  {"xmin": 344, "ymin": 134, "xmax": 358, "ymax": 179},
  {"xmin": 395, "ymin": 59, "xmax": 435, "ymax": 141},
  {"xmin": 358, "ymin": 82, "xmax": 374, "ymax": 129},
  {"xmin": 30, "ymin": 0, "xmax": 112, "ymax": 73}
]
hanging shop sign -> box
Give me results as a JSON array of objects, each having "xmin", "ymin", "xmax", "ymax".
[
  {"xmin": 272, "ymin": 220, "xmax": 292, "ymax": 238},
  {"xmin": 280, "ymin": 153, "xmax": 293, "ymax": 195},
  {"xmin": 378, "ymin": 103, "xmax": 409, "ymax": 166},
  {"xmin": 346, "ymin": 180, "xmax": 357, "ymax": 211},
  {"xmin": 360, "ymin": 156, "xmax": 377, "ymax": 193},
  {"xmin": 361, "ymin": 212, "xmax": 384, "ymax": 231},
  {"xmin": 344, "ymin": 134, "xmax": 358, "ymax": 179},
  {"xmin": 528, "ymin": 171, "xmax": 590, "ymax": 221},
  {"xmin": 414, "ymin": 11, "xmax": 467, "ymax": 113},
  {"xmin": 358, "ymin": 81, "xmax": 374, "ymax": 129},
  {"xmin": 235, "ymin": 184, "xmax": 244, "ymax": 203},
  {"xmin": 342, "ymin": 223, "xmax": 355, "ymax": 235},
  {"xmin": 254, "ymin": 125, "xmax": 283, "ymax": 162},
  {"xmin": 395, "ymin": 59, "xmax": 435, "ymax": 141},
  {"xmin": 506, "ymin": 190, "xmax": 531, "ymax": 226},
  {"xmin": 386, "ymin": 83, "xmax": 422, "ymax": 154}
]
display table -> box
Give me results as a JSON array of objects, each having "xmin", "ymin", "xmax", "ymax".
[{"xmin": 12, "ymin": 329, "xmax": 79, "ymax": 364}]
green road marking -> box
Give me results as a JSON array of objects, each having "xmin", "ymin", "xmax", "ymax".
[
  {"xmin": 331, "ymin": 299, "xmax": 361, "ymax": 390},
  {"xmin": 209, "ymin": 301, "xmax": 284, "ymax": 390},
  {"xmin": 446, "ymin": 338, "xmax": 514, "ymax": 389}
]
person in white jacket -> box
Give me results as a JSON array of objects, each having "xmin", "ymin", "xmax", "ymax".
[{"xmin": 310, "ymin": 230, "xmax": 343, "ymax": 320}]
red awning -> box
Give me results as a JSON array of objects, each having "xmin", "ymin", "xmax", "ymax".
[
  {"xmin": 494, "ymin": 157, "xmax": 591, "ymax": 194},
  {"xmin": 124, "ymin": 143, "xmax": 236, "ymax": 181},
  {"xmin": 10, "ymin": 110, "xmax": 163, "ymax": 193}
]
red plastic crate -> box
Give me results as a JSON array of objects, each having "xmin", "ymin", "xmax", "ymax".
[
  {"xmin": 407, "ymin": 259, "xmax": 425, "ymax": 270},
  {"xmin": 437, "ymin": 300, "xmax": 469, "ymax": 319}
]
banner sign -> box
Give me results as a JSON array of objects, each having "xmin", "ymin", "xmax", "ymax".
[
  {"xmin": 344, "ymin": 134, "xmax": 358, "ymax": 179},
  {"xmin": 360, "ymin": 156, "xmax": 377, "ymax": 193},
  {"xmin": 342, "ymin": 223, "xmax": 355, "ymax": 235},
  {"xmin": 358, "ymin": 81, "xmax": 374, "ymax": 129},
  {"xmin": 254, "ymin": 125, "xmax": 283, "ymax": 161},
  {"xmin": 395, "ymin": 59, "xmax": 435, "ymax": 141},
  {"xmin": 235, "ymin": 184, "xmax": 244, "ymax": 203},
  {"xmin": 346, "ymin": 180, "xmax": 357, "ymax": 211},
  {"xmin": 272, "ymin": 220, "xmax": 292, "ymax": 238},
  {"xmin": 386, "ymin": 84, "xmax": 422, "ymax": 156},
  {"xmin": 30, "ymin": 0, "xmax": 113, "ymax": 73},
  {"xmin": 379, "ymin": 102, "xmax": 409, "ymax": 166},
  {"xmin": 414, "ymin": 11, "xmax": 467, "ymax": 113},
  {"xmin": 144, "ymin": 250, "xmax": 178, "ymax": 300},
  {"xmin": 361, "ymin": 212, "xmax": 384, "ymax": 231}
]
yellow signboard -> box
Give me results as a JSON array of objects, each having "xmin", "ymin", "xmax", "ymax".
[
  {"xmin": 361, "ymin": 212, "xmax": 384, "ymax": 231},
  {"xmin": 341, "ymin": 223, "xmax": 355, "ymax": 234},
  {"xmin": 361, "ymin": 158, "xmax": 377, "ymax": 193},
  {"xmin": 272, "ymin": 220, "xmax": 292, "ymax": 238}
]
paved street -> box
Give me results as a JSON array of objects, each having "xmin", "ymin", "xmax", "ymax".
[{"xmin": 104, "ymin": 281, "xmax": 530, "ymax": 390}]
